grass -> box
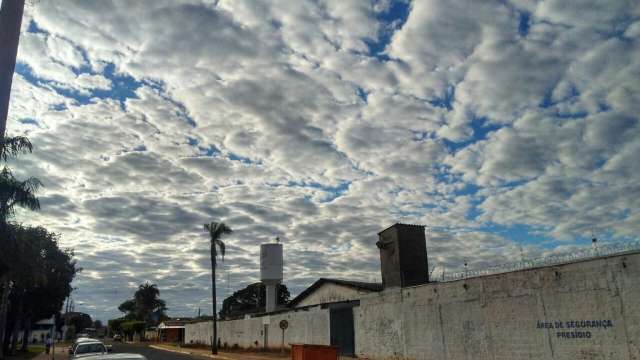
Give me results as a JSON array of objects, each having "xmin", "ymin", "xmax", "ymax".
[
  {"xmin": 5, "ymin": 345, "xmax": 45, "ymax": 360},
  {"xmin": 28, "ymin": 345, "xmax": 45, "ymax": 353}
]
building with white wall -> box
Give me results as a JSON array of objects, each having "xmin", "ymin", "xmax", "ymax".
[
  {"xmin": 185, "ymin": 224, "xmax": 640, "ymax": 359},
  {"xmin": 289, "ymin": 278, "xmax": 382, "ymax": 308}
]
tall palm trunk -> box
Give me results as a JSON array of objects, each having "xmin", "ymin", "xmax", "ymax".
[
  {"xmin": 0, "ymin": 0, "xmax": 26, "ymax": 138},
  {"xmin": 210, "ymin": 247, "xmax": 217, "ymax": 354},
  {"xmin": 8, "ymin": 296, "xmax": 23, "ymax": 355},
  {"xmin": 0, "ymin": 276, "xmax": 11, "ymax": 360},
  {"xmin": 19, "ymin": 317, "xmax": 30, "ymax": 352}
]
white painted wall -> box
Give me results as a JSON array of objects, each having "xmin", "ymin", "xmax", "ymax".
[
  {"xmin": 295, "ymin": 283, "xmax": 375, "ymax": 308},
  {"xmin": 356, "ymin": 252, "xmax": 640, "ymax": 360},
  {"xmin": 187, "ymin": 252, "xmax": 640, "ymax": 360},
  {"xmin": 185, "ymin": 306, "xmax": 330, "ymax": 349}
]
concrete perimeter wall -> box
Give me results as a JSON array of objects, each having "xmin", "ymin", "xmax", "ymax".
[
  {"xmin": 357, "ymin": 252, "xmax": 640, "ymax": 360},
  {"xmin": 186, "ymin": 252, "xmax": 640, "ymax": 359},
  {"xmin": 185, "ymin": 305, "xmax": 330, "ymax": 349}
]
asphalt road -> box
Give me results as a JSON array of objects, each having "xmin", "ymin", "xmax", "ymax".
[{"xmin": 110, "ymin": 343, "xmax": 201, "ymax": 360}]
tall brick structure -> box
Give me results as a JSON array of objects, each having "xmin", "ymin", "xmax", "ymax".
[{"xmin": 376, "ymin": 223, "xmax": 428, "ymax": 288}]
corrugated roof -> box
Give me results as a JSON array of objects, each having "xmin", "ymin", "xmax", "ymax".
[
  {"xmin": 289, "ymin": 278, "xmax": 382, "ymax": 307},
  {"xmin": 377, "ymin": 222, "xmax": 425, "ymax": 235}
]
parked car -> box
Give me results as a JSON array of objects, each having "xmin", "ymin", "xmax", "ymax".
[
  {"xmin": 80, "ymin": 354, "xmax": 147, "ymax": 360},
  {"xmin": 112, "ymin": 334, "xmax": 122, "ymax": 342},
  {"xmin": 71, "ymin": 340, "xmax": 108, "ymax": 359},
  {"xmin": 69, "ymin": 338, "xmax": 97, "ymax": 355}
]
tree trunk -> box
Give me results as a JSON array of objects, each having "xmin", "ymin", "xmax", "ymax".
[
  {"xmin": 0, "ymin": 0, "xmax": 26, "ymax": 138},
  {"xmin": 19, "ymin": 317, "xmax": 30, "ymax": 352},
  {"xmin": 211, "ymin": 246, "xmax": 217, "ymax": 354},
  {"xmin": 0, "ymin": 276, "xmax": 11, "ymax": 360},
  {"xmin": 8, "ymin": 296, "xmax": 22, "ymax": 355}
]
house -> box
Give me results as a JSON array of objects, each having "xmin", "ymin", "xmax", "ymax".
[
  {"xmin": 158, "ymin": 319, "xmax": 193, "ymax": 343},
  {"xmin": 288, "ymin": 278, "xmax": 382, "ymax": 308},
  {"xmin": 17, "ymin": 317, "xmax": 58, "ymax": 344}
]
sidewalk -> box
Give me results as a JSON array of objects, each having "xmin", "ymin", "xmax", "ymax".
[
  {"xmin": 33, "ymin": 344, "xmax": 69, "ymax": 360},
  {"xmin": 6, "ymin": 345, "xmax": 67, "ymax": 360},
  {"xmin": 150, "ymin": 344, "xmax": 289, "ymax": 360}
]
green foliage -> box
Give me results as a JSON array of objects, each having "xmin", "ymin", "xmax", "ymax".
[
  {"xmin": 108, "ymin": 318, "xmax": 126, "ymax": 335},
  {"xmin": 0, "ymin": 135, "xmax": 49, "ymax": 357},
  {"xmin": 121, "ymin": 321, "xmax": 146, "ymax": 339},
  {"xmin": 64, "ymin": 312, "xmax": 93, "ymax": 333},
  {"xmin": 204, "ymin": 222, "xmax": 232, "ymax": 265},
  {"xmin": 0, "ymin": 136, "xmax": 32, "ymax": 162},
  {"xmin": 4, "ymin": 225, "xmax": 79, "ymax": 322},
  {"xmin": 64, "ymin": 325, "xmax": 76, "ymax": 341},
  {"xmin": 0, "ymin": 136, "xmax": 40, "ymax": 229},
  {"xmin": 0, "ymin": 135, "xmax": 42, "ymax": 280},
  {"xmin": 219, "ymin": 283, "xmax": 290, "ymax": 319},
  {"xmin": 117, "ymin": 283, "xmax": 167, "ymax": 326}
]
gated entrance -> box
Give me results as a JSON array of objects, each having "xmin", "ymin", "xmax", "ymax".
[{"xmin": 330, "ymin": 306, "xmax": 355, "ymax": 356}]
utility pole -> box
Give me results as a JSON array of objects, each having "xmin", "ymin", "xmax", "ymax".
[{"xmin": 0, "ymin": 0, "xmax": 26, "ymax": 138}]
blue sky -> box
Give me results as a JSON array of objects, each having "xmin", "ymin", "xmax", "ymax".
[{"xmin": 7, "ymin": 0, "xmax": 640, "ymax": 321}]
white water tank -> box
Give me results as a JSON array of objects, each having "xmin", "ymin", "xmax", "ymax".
[{"xmin": 260, "ymin": 243, "xmax": 283, "ymax": 283}]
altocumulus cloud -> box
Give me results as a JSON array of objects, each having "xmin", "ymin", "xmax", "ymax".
[{"xmin": 6, "ymin": 0, "xmax": 640, "ymax": 321}]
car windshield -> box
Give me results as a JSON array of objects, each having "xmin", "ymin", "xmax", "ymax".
[{"xmin": 75, "ymin": 343, "xmax": 105, "ymax": 354}]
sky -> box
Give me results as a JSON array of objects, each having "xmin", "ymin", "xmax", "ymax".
[{"xmin": 6, "ymin": 0, "xmax": 640, "ymax": 322}]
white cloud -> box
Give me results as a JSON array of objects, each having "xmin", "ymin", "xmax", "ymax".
[{"xmin": 4, "ymin": 0, "xmax": 638, "ymax": 321}]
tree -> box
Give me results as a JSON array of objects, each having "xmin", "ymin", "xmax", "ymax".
[
  {"xmin": 117, "ymin": 283, "xmax": 167, "ymax": 326},
  {"xmin": 203, "ymin": 221, "xmax": 232, "ymax": 355},
  {"xmin": 134, "ymin": 283, "xmax": 167, "ymax": 325},
  {"xmin": 2, "ymin": 225, "xmax": 77, "ymax": 355},
  {"xmin": 64, "ymin": 312, "xmax": 93, "ymax": 334},
  {"xmin": 0, "ymin": 135, "xmax": 41, "ymax": 359},
  {"xmin": 64, "ymin": 325, "xmax": 76, "ymax": 341},
  {"xmin": 0, "ymin": 0, "xmax": 26, "ymax": 138},
  {"xmin": 108, "ymin": 318, "xmax": 126, "ymax": 336},
  {"xmin": 0, "ymin": 137, "xmax": 40, "ymax": 228},
  {"xmin": 120, "ymin": 321, "xmax": 145, "ymax": 341},
  {"xmin": 219, "ymin": 283, "xmax": 290, "ymax": 319}
]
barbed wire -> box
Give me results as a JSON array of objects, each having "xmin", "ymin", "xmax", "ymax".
[{"xmin": 439, "ymin": 239, "xmax": 640, "ymax": 282}]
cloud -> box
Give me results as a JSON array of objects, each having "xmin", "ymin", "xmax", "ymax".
[{"xmin": 5, "ymin": 0, "xmax": 639, "ymax": 321}]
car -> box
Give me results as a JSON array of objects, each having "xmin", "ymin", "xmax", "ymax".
[
  {"xmin": 112, "ymin": 334, "xmax": 122, "ymax": 342},
  {"xmin": 71, "ymin": 340, "xmax": 109, "ymax": 359},
  {"xmin": 77, "ymin": 354, "xmax": 147, "ymax": 360},
  {"xmin": 69, "ymin": 338, "xmax": 98, "ymax": 355}
]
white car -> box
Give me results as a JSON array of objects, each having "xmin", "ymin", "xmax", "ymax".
[
  {"xmin": 69, "ymin": 338, "xmax": 99, "ymax": 355},
  {"xmin": 71, "ymin": 340, "xmax": 108, "ymax": 359},
  {"xmin": 79, "ymin": 354, "xmax": 147, "ymax": 360}
]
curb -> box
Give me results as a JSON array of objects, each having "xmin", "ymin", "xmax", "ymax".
[{"xmin": 148, "ymin": 345, "xmax": 234, "ymax": 360}]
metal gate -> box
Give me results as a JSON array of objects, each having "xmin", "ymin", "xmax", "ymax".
[{"xmin": 330, "ymin": 307, "xmax": 355, "ymax": 356}]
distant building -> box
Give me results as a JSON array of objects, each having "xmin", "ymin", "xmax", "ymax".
[
  {"xmin": 289, "ymin": 278, "xmax": 382, "ymax": 308},
  {"xmin": 158, "ymin": 319, "xmax": 194, "ymax": 343},
  {"xmin": 17, "ymin": 317, "xmax": 57, "ymax": 344}
]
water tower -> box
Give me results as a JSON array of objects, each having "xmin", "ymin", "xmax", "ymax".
[{"xmin": 260, "ymin": 241, "xmax": 283, "ymax": 312}]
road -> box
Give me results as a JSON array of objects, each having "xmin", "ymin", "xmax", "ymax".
[{"xmin": 110, "ymin": 343, "xmax": 203, "ymax": 360}]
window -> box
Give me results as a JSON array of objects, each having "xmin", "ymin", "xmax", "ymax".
[{"xmin": 75, "ymin": 343, "xmax": 106, "ymax": 354}]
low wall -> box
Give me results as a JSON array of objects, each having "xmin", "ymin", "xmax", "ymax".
[
  {"xmin": 357, "ymin": 251, "xmax": 640, "ymax": 360},
  {"xmin": 185, "ymin": 305, "xmax": 330, "ymax": 349}
]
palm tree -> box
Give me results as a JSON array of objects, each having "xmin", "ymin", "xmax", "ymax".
[
  {"xmin": 204, "ymin": 221, "xmax": 232, "ymax": 354},
  {"xmin": 0, "ymin": 136, "xmax": 40, "ymax": 231},
  {"xmin": 0, "ymin": 136, "xmax": 32, "ymax": 162},
  {"xmin": 0, "ymin": 135, "xmax": 40, "ymax": 359},
  {"xmin": 134, "ymin": 282, "xmax": 167, "ymax": 325},
  {"xmin": 0, "ymin": 167, "xmax": 41, "ymax": 226}
]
